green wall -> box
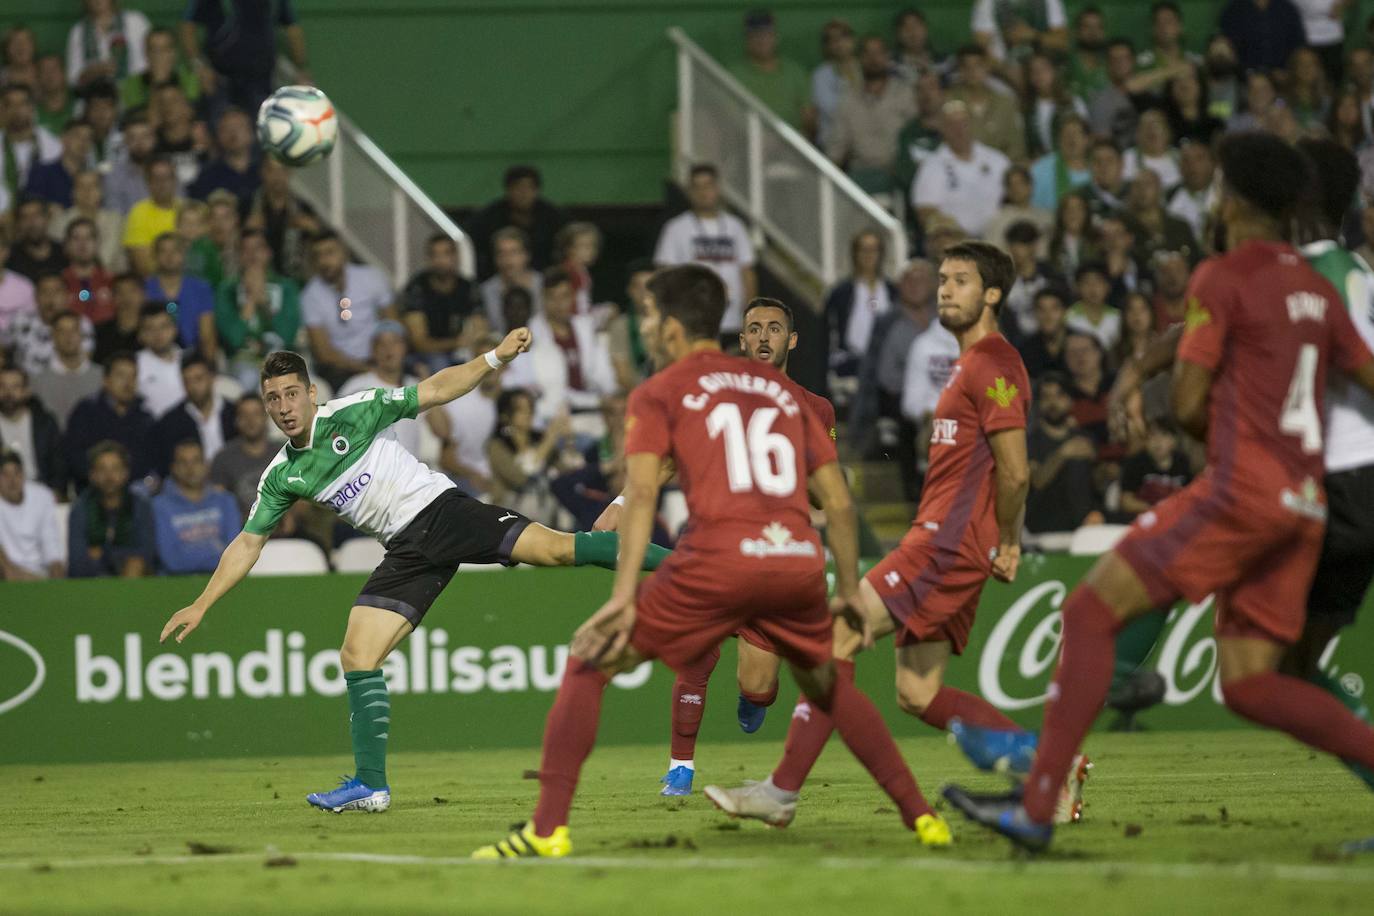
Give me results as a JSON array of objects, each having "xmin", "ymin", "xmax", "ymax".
[{"xmin": 9, "ymin": 2, "xmax": 1371, "ymax": 205}]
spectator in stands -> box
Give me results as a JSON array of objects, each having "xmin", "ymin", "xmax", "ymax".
[
  {"xmin": 66, "ymin": 0, "xmax": 151, "ymax": 89},
  {"xmin": 1221, "ymin": 0, "xmax": 1305, "ymax": 76},
  {"xmin": 826, "ymin": 35, "xmax": 915, "ymax": 193},
  {"xmin": 152, "ymin": 438, "xmax": 239, "ymax": 574},
  {"xmin": 0, "ymin": 84, "xmax": 60, "ymax": 203},
  {"xmin": 1065, "ymin": 6, "xmax": 1109, "ymax": 99},
  {"xmin": 119, "ymin": 27, "xmax": 200, "ymax": 112},
  {"xmin": 52, "ymin": 170, "xmax": 127, "ymax": 274},
  {"xmin": 0, "ymin": 365, "xmax": 64, "ymax": 493},
  {"xmin": 1002, "ymin": 221, "xmax": 1063, "ymax": 344},
  {"xmin": 892, "ymin": 69, "xmax": 944, "ymax": 194},
  {"xmin": 93, "ymin": 272, "xmax": 144, "ymax": 363},
  {"xmin": 728, "ymin": 10, "xmax": 814, "ymax": 134},
  {"xmin": 67, "ymin": 439, "xmax": 154, "ymax": 578},
  {"xmin": 149, "ymin": 351, "xmax": 235, "ymax": 476},
  {"xmin": 899, "ymin": 316, "xmax": 959, "ymax": 469},
  {"xmin": 812, "ymin": 19, "xmax": 859, "ymax": 149},
  {"xmin": 123, "ymin": 156, "xmax": 181, "ymax": 276},
  {"xmin": 850, "ymin": 258, "xmax": 935, "ymax": 459},
  {"xmin": 486, "ymin": 387, "xmax": 573, "ymax": 522},
  {"xmin": 8, "ymin": 197, "xmax": 69, "ymax": 281},
  {"xmin": 1163, "ymin": 64, "xmax": 1224, "ymax": 146},
  {"xmin": 1, "ymin": 26, "xmax": 39, "ymax": 89},
  {"xmin": 433, "ymin": 359, "xmax": 500, "ymax": 496},
  {"xmin": 338, "ymin": 321, "xmax": 424, "ymax": 457},
  {"xmin": 1113, "ymin": 290, "xmax": 1157, "ymax": 370},
  {"xmin": 31, "ymin": 310, "xmax": 102, "ymax": 431},
  {"xmin": 401, "ymin": 233, "xmax": 475, "ymax": 374},
  {"xmin": 1166, "ymin": 141, "xmax": 1217, "ymax": 244},
  {"xmin": 65, "ymin": 355, "xmax": 154, "ymax": 489},
  {"xmin": 555, "ymin": 221, "xmax": 601, "ymax": 316},
  {"xmin": 1122, "ymin": 110, "xmax": 1179, "ymax": 188},
  {"xmin": 1098, "ymin": 213, "xmax": 1141, "ymax": 306},
  {"xmin": 11, "ymin": 274, "xmax": 94, "ymax": 377},
  {"xmin": 1028, "ymin": 113, "xmax": 1091, "ymax": 213},
  {"xmin": 947, "ymin": 45, "xmax": 1025, "ymax": 162},
  {"xmin": 1136, "ymin": 2, "xmax": 1197, "ymax": 72},
  {"xmin": 24, "ymin": 119, "xmax": 92, "ymax": 208},
  {"xmin": 528, "ymin": 267, "xmax": 618, "ymax": 430},
  {"xmin": 1286, "ymin": 46, "xmax": 1331, "ymax": 131},
  {"xmin": 1359, "ymin": 207, "xmax": 1374, "ymax": 270},
  {"xmin": 178, "ymin": 201, "xmax": 220, "ymax": 287},
  {"xmin": 606, "ymin": 260, "xmax": 655, "ymax": 389},
  {"xmin": 984, "ymin": 166, "xmax": 1053, "ymax": 252},
  {"xmin": 1087, "ymin": 39, "xmax": 1145, "ymax": 149},
  {"xmin": 551, "ymin": 393, "xmax": 651, "ymax": 534},
  {"xmin": 1202, "ymin": 35, "xmax": 1242, "ymax": 122},
  {"xmin": 206, "ymin": 189, "xmax": 240, "ymax": 278},
  {"xmin": 301, "ymin": 231, "xmax": 396, "ymax": 389},
  {"xmin": 1347, "ymin": 47, "xmax": 1374, "ymax": 137},
  {"xmin": 893, "ymin": 7, "xmax": 942, "ymax": 83},
  {"xmin": 654, "ymin": 163, "xmax": 757, "ymax": 337},
  {"xmin": 1119, "ymin": 417, "xmax": 1192, "ymax": 517},
  {"xmin": 150, "ymin": 84, "xmax": 206, "ymax": 187},
  {"xmin": 1026, "ymin": 371, "xmax": 1102, "ymax": 534},
  {"xmin": 61, "ymin": 219, "xmax": 115, "ymax": 325},
  {"xmin": 1019, "ymin": 286, "xmax": 1071, "ymax": 380},
  {"xmin": 468, "ymin": 165, "xmax": 566, "ymax": 278},
  {"xmin": 496, "ymin": 287, "xmax": 537, "ymax": 392},
  {"xmin": 479, "ymin": 227, "xmax": 543, "ymax": 330},
  {"xmin": 912, "ymin": 99, "xmax": 1010, "ymax": 238},
  {"xmin": 1076, "ymin": 139, "xmax": 1127, "ymax": 219},
  {"xmin": 1067, "ymin": 262, "xmax": 1121, "ymax": 350},
  {"xmin": 83, "ymin": 80, "xmax": 123, "ymax": 167},
  {"xmin": 188, "ymin": 107, "xmax": 259, "ymax": 211},
  {"xmin": 217, "ymin": 229, "xmax": 301, "ymax": 389},
  {"xmin": 1064, "ymin": 331, "xmax": 1113, "ymax": 446},
  {"xmin": 0, "ymin": 449, "xmax": 63, "ymax": 580},
  {"xmin": 136, "ymin": 303, "xmax": 185, "ymax": 418},
  {"xmin": 825, "ymin": 228, "xmax": 897, "ymax": 376},
  {"xmin": 971, "ymin": 0, "xmax": 1068, "ymax": 66},
  {"xmin": 145, "ymin": 232, "xmax": 216, "ymax": 355},
  {"xmin": 35, "ymin": 53, "xmax": 75, "ymax": 137},
  {"xmin": 1023, "ymin": 52, "xmax": 1088, "ymax": 161},
  {"xmin": 103, "ymin": 112, "xmax": 156, "ymax": 215},
  {"xmin": 245, "ymin": 156, "xmax": 317, "ymax": 280},
  {"xmin": 209, "ymin": 393, "xmax": 272, "ymax": 517},
  {"xmin": 1328, "ymin": 90, "xmax": 1367, "ymax": 153},
  {"xmin": 180, "ymin": 0, "xmax": 311, "ymax": 116},
  {"xmin": 0, "ymin": 228, "xmax": 36, "ymax": 340},
  {"xmin": 1126, "ymin": 170, "xmax": 1196, "ymax": 263},
  {"xmin": 1150, "ymin": 247, "xmax": 1191, "ymax": 329}
]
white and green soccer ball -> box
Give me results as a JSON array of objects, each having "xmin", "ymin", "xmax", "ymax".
[{"xmin": 257, "ymin": 85, "xmax": 338, "ymax": 167}]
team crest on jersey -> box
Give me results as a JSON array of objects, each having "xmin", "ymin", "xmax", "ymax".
[
  {"xmin": 931, "ymin": 418, "xmax": 958, "ymax": 445},
  {"xmin": 332, "ymin": 435, "xmax": 350, "ymax": 455},
  {"xmin": 1184, "ymin": 296, "xmax": 1211, "ymax": 331},
  {"xmin": 985, "ymin": 377, "xmax": 1018, "ymax": 408}
]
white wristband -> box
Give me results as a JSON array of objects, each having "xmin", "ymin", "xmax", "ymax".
[
  {"xmin": 483, "ymin": 350, "xmax": 502, "ymax": 370},
  {"xmin": 611, "ymin": 495, "xmax": 626, "ymax": 507}
]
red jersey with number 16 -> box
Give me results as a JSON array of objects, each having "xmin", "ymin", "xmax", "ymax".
[
  {"xmin": 624, "ymin": 349, "xmax": 838, "ymax": 553},
  {"xmin": 1177, "ymin": 241, "xmax": 1372, "ymax": 498}
]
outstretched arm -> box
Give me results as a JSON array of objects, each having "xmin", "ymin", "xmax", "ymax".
[
  {"xmin": 988, "ymin": 427, "xmax": 1030, "ymax": 583},
  {"xmin": 160, "ymin": 530, "xmax": 268, "ymax": 643},
  {"xmin": 416, "ymin": 327, "xmax": 531, "ymax": 412}
]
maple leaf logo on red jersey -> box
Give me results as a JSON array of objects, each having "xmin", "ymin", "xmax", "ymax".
[
  {"xmin": 985, "ymin": 377, "xmax": 1018, "ymax": 408},
  {"xmin": 1184, "ymin": 296, "xmax": 1211, "ymax": 332}
]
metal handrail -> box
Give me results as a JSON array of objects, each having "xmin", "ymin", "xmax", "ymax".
[{"xmin": 667, "ymin": 27, "xmax": 907, "ymax": 284}]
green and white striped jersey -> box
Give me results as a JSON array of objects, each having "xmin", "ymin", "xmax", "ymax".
[
  {"xmin": 1301, "ymin": 240, "xmax": 1374, "ymax": 473},
  {"xmin": 244, "ymin": 386, "xmax": 454, "ymax": 544}
]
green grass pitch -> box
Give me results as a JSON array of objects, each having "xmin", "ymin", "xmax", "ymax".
[{"xmin": 3, "ymin": 731, "xmax": 1373, "ymax": 914}]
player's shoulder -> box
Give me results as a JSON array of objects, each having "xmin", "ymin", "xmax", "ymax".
[
  {"xmin": 257, "ymin": 447, "xmax": 291, "ymax": 486},
  {"xmin": 967, "ymin": 333, "xmax": 1026, "ymax": 376},
  {"xmin": 319, "ymin": 387, "xmax": 382, "ymax": 418}
]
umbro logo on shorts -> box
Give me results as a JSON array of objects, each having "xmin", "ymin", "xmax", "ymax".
[{"xmin": 885, "ymin": 571, "xmax": 901, "ymax": 588}]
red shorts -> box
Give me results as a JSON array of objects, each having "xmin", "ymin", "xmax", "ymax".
[
  {"xmin": 865, "ymin": 527, "xmax": 992, "ymax": 653},
  {"xmin": 737, "ymin": 625, "xmax": 778, "ymax": 654},
  {"xmin": 631, "ymin": 550, "xmax": 832, "ymax": 673},
  {"xmin": 1115, "ymin": 472, "xmax": 1325, "ymax": 645}
]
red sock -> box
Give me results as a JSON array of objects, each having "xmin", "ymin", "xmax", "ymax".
[
  {"xmin": 740, "ymin": 683, "xmax": 778, "ymax": 707},
  {"xmin": 918, "ymin": 686, "xmax": 1020, "ymax": 731},
  {"xmin": 532, "ymin": 659, "xmax": 610, "ymax": 835},
  {"xmin": 771, "ymin": 659, "xmax": 849, "ymax": 792},
  {"xmin": 669, "ymin": 645, "xmax": 720, "ymax": 760},
  {"xmin": 826, "ymin": 668, "xmax": 933, "ymax": 829},
  {"xmin": 1223, "ymin": 671, "xmax": 1374, "ymax": 768},
  {"xmin": 1024, "ymin": 586, "xmax": 1120, "ymax": 825}
]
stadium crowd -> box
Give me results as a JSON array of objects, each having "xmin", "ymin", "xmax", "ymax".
[{"xmin": 0, "ymin": 0, "xmax": 1366, "ymax": 579}]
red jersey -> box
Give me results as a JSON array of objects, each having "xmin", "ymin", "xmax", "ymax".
[
  {"xmin": 625, "ymin": 349, "xmax": 838, "ymax": 551},
  {"xmin": 795, "ymin": 384, "xmax": 837, "ymax": 445},
  {"xmin": 915, "ymin": 333, "xmax": 1030, "ymax": 561},
  {"xmin": 1178, "ymin": 241, "xmax": 1372, "ymax": 497}
]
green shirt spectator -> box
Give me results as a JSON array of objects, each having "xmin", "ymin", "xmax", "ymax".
[
  {"xmin": 726, "ymin": 10, "xmax": 814, "ymax": 132},
  {"xmin": 216, "ymin": 230, "xmax": 301, "ymax": 388},
  {"xmin": 118, "ymin": 27, "xmax": 201, "ymax": 113}
]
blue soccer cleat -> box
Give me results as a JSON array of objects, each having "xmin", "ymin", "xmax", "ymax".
[
  {"xmin": 942, "ymin": 784, "xmax": 1053, "ymax": 852},
  {"xmin": 737, "ymin": 694, "xmax": 768, "ymax": 733},
  {"xmin": 306, "ymin": 775, "xmax": 391, "ymax": 813},
  {"xmin": 659, "ymin": 765, "xmax": 694, "ymax": 796},
  {"xmin": 948, "ymin": 717, "xmax": 1038, "ymax": 776}
]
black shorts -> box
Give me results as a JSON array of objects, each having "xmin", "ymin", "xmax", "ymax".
[
  {"xmin": 1306, "ymin": 464, "xmax": 1374, "ymax": 630},
  {"xmin": 356, "ymin": 489, "xmax": 532, "ymax": 626}
]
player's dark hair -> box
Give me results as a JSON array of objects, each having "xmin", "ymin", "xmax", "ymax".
[
  {"xmin": 744, "ymin": 297, "xmax": 794, "ymax": 333},
  {"xmin": 1295, "ymin": 137, "xmax": 1360, "ymax": 239},
  {"xmin": 649, "ymin": 264, "xmax": 728, "ymax": 342},
  {"xmin": 180, "ymin": 351, "xmax": 212, "ymax": 374},
  {"xmin": 1217, "ymin": 131, "xmax": 1311, "ymax": 225},
  {"xmin": 688, "ymin": 163, "xmax": 719, "ymax": 182},
  {"xmin": 0, "ymin": 449, "xmax": 21, "ymax": 473},
  {"xmin": 942, "ymin": 241, "xmax": 1015, "ymax": 316},
  {"xmin": 260, "ymin": 350, "xmax": 311, "ymax": 387},
  {"xmin": 103, "ymin": 351, "xmax": 136, "ymax": 375}
]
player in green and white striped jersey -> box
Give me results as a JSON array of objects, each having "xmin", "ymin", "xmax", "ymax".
[{"xmin": 159, "ymin": 327, "xmax": 668, "ymax": 813}]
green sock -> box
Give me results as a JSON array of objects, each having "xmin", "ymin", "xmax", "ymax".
[
  {"xmin": 1311, "ymin": 670, "xmax": 1374, "ymax": 790},
  {"xmin": 345, "ymin": 669, "xmax": 390, "ymax": 788},
  {"xmin": 573, "ymin": 530, "xmax": 671, "ymax": 571},
  {"xmin": 1110, "ymin": 609, "xmax": 1169, "ymax": 688}
]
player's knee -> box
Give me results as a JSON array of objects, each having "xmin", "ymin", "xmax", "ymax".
[
  {"xmin": 339, "ymin": 643, "xmax": 381, "ymax": 672},
  {"xmin": 791, "ymin": 663, "xmax": 834, "ymax": 704},
  {"xmin": 894, "ymin": 677, "xmax": 936, "ymax": 718}
]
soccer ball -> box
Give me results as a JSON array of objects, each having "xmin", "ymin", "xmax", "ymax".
[{"xmin": 257, "ymin": 85, "xmax": 338, "ymax": 167}]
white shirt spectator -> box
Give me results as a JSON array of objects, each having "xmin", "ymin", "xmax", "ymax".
[
  {"xmin": 480, "ymin": 273, "xmax": 543, "ymax": 331},
  {"xmin": 7, "ymin": 312, "xmax": 95, "ymax": 378},
  {"xmin": 66, "ymin": 9, "xmax": 152, "ymax": 85},
  {"xmin": 1067, "ymin": 305, "xmax": 1122, "ymax": 351},
  {"xmin": 136, "ymin": 347, "xmax": 184, "ymax": 419},
  {"xmin": 971, "ymin": 0, "xmax": 1067, "ymax": 61},
  {"xmin": 0, "ymin": 410, "xmax": 36, "ymax": 480},
  {"xmin": 0, "ymin": 269, "xmax": 35, "ymax": 341},
  {"xmin": 845, "ymin": 279, "xmax": 893, "ymax": 358},
  {"xmin": 526, "ymin": 313, "xmax": 617, "ymax": 427},
  {"xmin": 900, "ymin": 322, "xmax": 960, "ymax": 422},
  {"xmin": 0, "ymin": 480, "xmax": 64, "ymax": 577},
  {"xmin": 338, "ymin": 371, "xmax": 422, "ymax": 457},
  {"xmin": 1167, "ymin": 183, "xmax": 1219, "ymax": 244},
  {"xmin": 1293, "ymin": 0, "xmax": 1345, "ymax": 46},
  {"xmin": 302, "ymin": 263, "xmax": 394, "ymax": 363},
  {"xmin": 188, "ymin": 395, "xmax": 228, "ymax": 464},
  {"xmin": 912, "ymin": 142, "xmax": 1011, "ymax": 237},
  {"xmin": 442, "ymin": 388, "xmax": 498, "ymax": 479},
  {"xmin": 0, "ymin": 127, "xmax": 61, "ymax": 191},
  {"xmin": 1122, "ymin": 149, "xmax": 1181, "ymax": 189},
  {"xmin": 654, "ymin": 211, "xmax": 756, "ymax": 334}
]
